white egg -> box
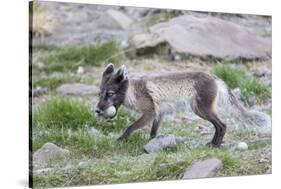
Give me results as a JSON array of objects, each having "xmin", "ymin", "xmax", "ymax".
[
  {"xmin": 104, "ymin": 106, "xmax": 116, "ymax": 117},
  {"xmin": 237, "ymin": 142, "xmax": 248, "ymax": 151}
]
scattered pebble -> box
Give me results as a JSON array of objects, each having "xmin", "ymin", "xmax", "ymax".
[
  {"xmin": 33, "ymin": 168, "xmax": 54, "ymax": 175},
  {"xmin": 77, "ymin": 66, "xmax": 84, "ymax": 74},
  {"xmin": 88, "ymin": 127, "xmax": 102, "ymax": 136},
  {"xmin": 37, "ymin": 62, "xmax": 45, "ymax": 70},
  {"xmin": 121, "ymin": 40, "xmax": 129, "ymax": 49},
  {"xmin": 259, "ymin": 157, "xmax": 269, "ymax": 163},
  {"xmin": 32, "ymin": 86, "xmax": 47, "ymax": 97},
  {"xmin": 173, "ymin": 54, "xmax": 182, "ymax": 61}
]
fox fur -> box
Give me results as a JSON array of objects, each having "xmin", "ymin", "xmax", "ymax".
[{"xmin": 96, "ymin": 64, "xmax": 271, "ymax": 147}]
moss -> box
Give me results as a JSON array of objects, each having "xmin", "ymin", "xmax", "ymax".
[{"xmin": 213, "ymin": 64, "xmax": 270, "ymax": 103}]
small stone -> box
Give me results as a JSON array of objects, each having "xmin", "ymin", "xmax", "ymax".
[
  {"xmin": 61, "ymin": 164, "xmax": 73, "ymax": 173},
  {"xmin": 33, "ymin": 168, "xmax": 54, "ymax": 174},
  {"xmin": 199, "ymin": 130, "xmax": 210, "ymax": 136},
  {"xmin": 237, "ymin": 142, "xmax": 248, "ymax": 151},
  {"xmin": 173, "ymin": 54, "xmax": 182, "ymax": 61},
  {"xmin": 144, "ymin": 135, "xmax": 177, "ymax": 153},
  {"xmin": 265, "ymin": 167, "xmax": 272, "ymax": 174},
  {"xmin": 32, "ymin": 86, "xmax": 47, "ymax": 97},
  {"xmin": 183, "ymin": 158, "xmax": 222, "ymax": 179},
  {"xmin": 56, "ymin": 83, "xmax": 98, "ymax": 96},
  {"xmin": 120, "ymin": 40, "xmax": 129, "ymax": 49},
  {"xmin": 252, "ymin": 67, "xmax": 271, "ymax": 77},
  {"xmin": 78, "ymin": 161, "xmax": 88, "ymax": 169},
  {"xmin": 259, "ymin": 157, "xmax": 269, "ymax": 163},
  {"xmin": 33, "ymin": 143, "xmax": 70, "ymax": 164},
  {"xmin": 88, "ymin": 127, "xmax": 102, "ymax": 136},
  {"xmin": 247, "ymin": 95, "xmax": 257, "ymax": 106},
  {"xmin": 77, "ymin": 66, "xmax": 84, "ymax": 74},
  {"xmin": 37, "ymin": 62, "xmax": 45, "ymax": 70},
  {"xmin": 232, "ymin": 88, "xmax": 242, "ymax": 100}
]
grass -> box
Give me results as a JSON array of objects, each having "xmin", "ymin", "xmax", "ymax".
[
  {"xmin": 32, "ymin": 76, "xmax": 81, "ymax": 91},
  {"xmin": 32, "ymin": 43, "xmax": 59, "ymax": 52},
  {"xmin": 32, "ymin": 98, "xmax": 96, "ymax": 130},
  {"xmin": 213, "ymin": 64, "xmax": 270, "ymax": 103},
  {"xmin": 39, "ymin": 41, "xmax": 123, "ymax": 73},
  {"xmin": 31, "ymin": 97, "xmax": 271, "ymax": 188},
  {"xmin": 32, "ymin": 97, "xmax": 136, "ymax": 152},
  {"xmin": 32, "ymin": 144, "xmax": 242, "ymax": 188},
  {"xmin": 145, "ymin": 11, "xmax": 181, "ymax": 28}
]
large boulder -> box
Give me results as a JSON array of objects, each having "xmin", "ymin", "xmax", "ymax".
[
  {"xmin": 97, "ymin": 9, "xmax": 133, "ymax": 30},
  {"xmin": 183, "ymin": 158, "xmax": 222, "ymax": 179},
  {"xmin": 132, "ymin": 15, "xmax": 271, "ymax": 60},
  {"xmin": 33, "ymin": 143, "xmax": 70, "ymax": 164},
  {"xmin": 56, "ymin": 83, "xmax": 98, "ymax": 96}
]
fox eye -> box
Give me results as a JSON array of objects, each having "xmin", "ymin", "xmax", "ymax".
[{"xmin": 107, "ymin": 91, "xmax": 115, "ymax": 97}]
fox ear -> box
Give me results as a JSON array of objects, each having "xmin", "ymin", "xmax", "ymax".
[
  {"xmin": 116, "ymin": 65, "xmax": 128, "ymax": 82},
  {"xmin": 103, "ymin": 63, "xmax": 115, "ymax": 76}
]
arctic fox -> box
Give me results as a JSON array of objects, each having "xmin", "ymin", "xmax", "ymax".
[{"xmin": 95, "ymin": 64, "xmax": 271, "ymax": 147}]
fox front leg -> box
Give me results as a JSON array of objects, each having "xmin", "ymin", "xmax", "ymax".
[
  {"xmin": 150, "ymin": 114, "xmax": 163, "ymax": 139},
  {"xmin": 117, "ymin": 113, "xmax": 155, "ymax": 142}
]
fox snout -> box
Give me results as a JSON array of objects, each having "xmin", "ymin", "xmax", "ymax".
[{"xmin": 95, "ymin": 107, "xmax": 102, "ymax": 115}]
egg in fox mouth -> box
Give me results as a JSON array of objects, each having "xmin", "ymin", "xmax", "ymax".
[{"xmin": 103, "ymin": 106, "xmax": 117, "ymax": 118}]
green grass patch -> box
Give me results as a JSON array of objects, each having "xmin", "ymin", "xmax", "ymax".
[
  {"xmin": 32, "ymin": 76, "xmax": 81, "ymax": 91},
  {"xmin": 32, "ymin": 43, "xmax": 59, "ymax": 52},
  {"xmin": 32, "ymin": 1, "xmax": 43, "ymax": 13},
  {"xmin": 32, "ymin": 97, "xmax": 134, "ymax": 131},
  {"xmin": 213, "ymin": 64, "xmax": 270, "ymax": 103},
  {"xmin": 145, "ymin": 11, "xmax": 181, "ymax": 28},
  {"xmin": 32, "ymin": 98, "xmax": 96, "ymax": 130},
  {"xmin": 32, "ymin": 97, "xmax": 137, "ymax": 154},
  {"xmin": 40, "ymin": 41, "xmax": 123, "ymax": 73}
]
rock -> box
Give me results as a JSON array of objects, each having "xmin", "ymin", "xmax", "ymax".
[
  {"xmin": 33, "ymin": 168, "xmax": 54, "ymax": 174},
  {"xmin": 132, "ymin": 15, "xmax": 271, "ymax": 60},
  {"xmin": 61, "ymin": 164, "xmax": 73, "ymax": 173},
  {"xmin": 194, "ymin": 124, "xmax": 211, "ymax": 136},
  {"xmin": 56, "ymin": 83, "xmax": 98, "ymax": 96},
  {"xmin": 259, "ymin": 157, "xmax": 269, "ymax": 163},
  {"xmin": 144, "ymin": 135, "xmax": 177, "ymax": 153},
  {"xmin": 183, "ymin": 158, "xmax": 222, "ymax": 179},
  {"xmin": 32, "ymin": 86, "xmax": 47, "ymax": 97},
  {"xmin": 232, "ymin": 88, "xmax": 242, "ymax": 101},
  {"xmin": 37, "ymin": 62, "xmax": 45, "ymax": 70},
  {"xmin": 88, "ymin": 127, "xmax": 102, "ymax": 136},
  {"xmin": 252, "ymin": 67, "xmax": 272, "ymax": 77},
  {"xmin": 120, "ymin": 40, "xmax": 129, "ymax": 49},
  {"xmin": 247, "ymin": 95, "xmax": 257, "ymax": 106},
  {"xmin": 76, "ymin": 66, "xmax": 84, "ymax": 74},
  {"xmin": 236, "ymin": 142, "xmax": 248, "ymax": 151},
  {"xmin": 173, "ymin": 54, "xmax": 182, "ymax": 61},
  {"xmin": 78, "ymin": 161, "xmax": 88, "ymax": 169},
  {"xmin": 98, "ymin": 9, "xmax": 133, "ymax": 30},
  {"xmin": 265, "ymin": 167, "xmax": 272, "ymax": 174},
  {"xmin": 33, "ymin": 143, "xmax": 70, "ymax": 164}
]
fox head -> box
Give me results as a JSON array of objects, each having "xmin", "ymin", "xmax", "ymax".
[{"xmin": 95, "ymin": 63, "xmax": 129, "ymax": 118}]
